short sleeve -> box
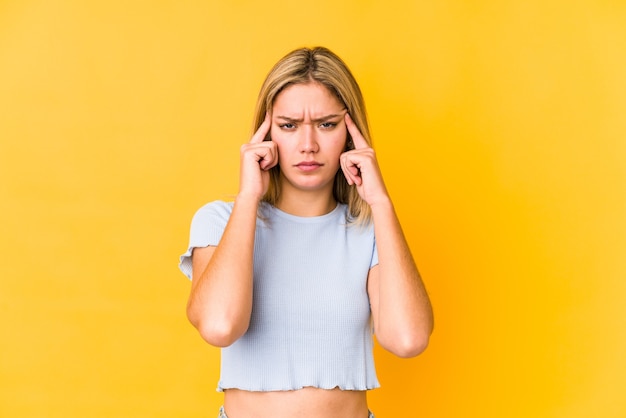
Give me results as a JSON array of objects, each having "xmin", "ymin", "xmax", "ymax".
[
  {"xmin": 178, "ymin": 200, "xmax": 234, "ymax": 280},
  {"xmin": 370, "ymin": 232, "xmax": 379, "ymax": 269}
]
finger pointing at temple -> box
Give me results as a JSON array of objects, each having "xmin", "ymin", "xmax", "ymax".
[
  {"xmin": 345, "ymin": 113, "xmax": 368, "ymax": 149},
  {"xmin": 250, "ymin": 112, "xmax": 272, "ymax": 144}
]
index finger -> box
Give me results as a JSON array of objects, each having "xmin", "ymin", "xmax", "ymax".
[
  {"xmin": 345, "ymin": 113, "xmax": 368, "ymax": 149},
  {"xmin": 250, "ymin": 112, "xmax": 272, "ymax": 144}
]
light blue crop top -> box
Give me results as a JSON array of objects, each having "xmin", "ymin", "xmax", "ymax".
[{"xmin": 179, "ymin": 201, "xmax": 380, "ymax": 392}]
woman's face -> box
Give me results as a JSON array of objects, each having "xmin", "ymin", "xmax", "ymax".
[{"xmin": 270, "ymin": 82, "xmax": 347, "ymax": 196}]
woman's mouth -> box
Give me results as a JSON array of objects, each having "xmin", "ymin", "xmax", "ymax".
[{"xmin": 295, "ymin": 161, "xmax": 323, "ymax": 172}]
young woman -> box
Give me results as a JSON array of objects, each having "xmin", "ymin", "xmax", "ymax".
[{"xmin": 179, "ymin": 46, "xmax": 433, "ymax": 418}]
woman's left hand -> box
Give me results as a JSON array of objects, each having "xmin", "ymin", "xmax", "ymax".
[{"xmin": 340, "ymin": 113, "xmax": 390, "ymax": 206}]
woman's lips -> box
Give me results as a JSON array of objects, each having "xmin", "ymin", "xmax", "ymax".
[{"xmin": 295, "ymin": 161, "xmax": 323, "ymax": 172}]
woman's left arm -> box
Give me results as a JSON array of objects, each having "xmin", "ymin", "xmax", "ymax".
[{"xmin": 341, "ymin": 114, "xmax": 434, "ymax": 358}]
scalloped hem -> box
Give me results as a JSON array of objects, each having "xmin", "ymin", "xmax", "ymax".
[{"xmin": 216, "ymin": 382, "xmax": 380, "ymax": 393}]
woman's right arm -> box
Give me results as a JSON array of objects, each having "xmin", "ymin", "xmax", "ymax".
[{"xmin": 186, "ymin": 114, "xmax": 276, "ymax": 347}]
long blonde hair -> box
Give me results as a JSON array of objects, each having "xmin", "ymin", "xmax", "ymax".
[{"xmin": 252, "ymin": 46, "xmax": 372, "ymax": 224}]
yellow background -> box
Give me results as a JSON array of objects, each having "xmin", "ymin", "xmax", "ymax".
[{"xmin": 1, "ymin": 1, "xmax": 625, "ymax": 417}]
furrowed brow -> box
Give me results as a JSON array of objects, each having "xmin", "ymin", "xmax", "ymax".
[
  {"xmin": 311, "ymin": 113, "xmax": 344, "ymax": 123},
  {"xmin": 275, "ymin": 112, "xmax": 345, "ymax": 124},
  {"xmin": 276, "ymin": 115, "xmax": 303, "ymax": 123}
]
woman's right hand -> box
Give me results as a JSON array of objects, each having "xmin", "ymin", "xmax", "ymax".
[
  {"xmin": 238, "ymin": 113, "xmax": 278, "ymax": 200},
  {"xmin": 189, "ymin": 115, "xmax": 275, "ymax": 346}
]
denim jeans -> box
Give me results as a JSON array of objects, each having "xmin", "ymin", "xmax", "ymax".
[{"xmin": 218, "ymin": 406, "xmax": 375, "ymax": 417}]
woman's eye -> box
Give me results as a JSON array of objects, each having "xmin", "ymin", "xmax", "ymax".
[
  {"xmin": 280, "ymin": 123, "xmax": 295, "ymax": 130},
  {"xmin": 320, "ymin": 122, "xmax": 337, "ymax": 129}
]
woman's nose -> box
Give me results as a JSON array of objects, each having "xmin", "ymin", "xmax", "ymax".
[{"xmin": 299, "ymin": 126, "xmax": 319, "ymax": 152}]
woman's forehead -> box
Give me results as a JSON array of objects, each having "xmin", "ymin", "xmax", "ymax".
[{"xmin": 273, "ymin": 82, "xmax": 344, "ymax": 116}]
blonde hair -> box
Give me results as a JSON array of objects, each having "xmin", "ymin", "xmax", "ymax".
[{"xmin": 252, "ymin": 46, "xmax": 372, "ymax": 224}]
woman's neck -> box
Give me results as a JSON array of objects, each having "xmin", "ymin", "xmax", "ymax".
[{"xmin": 275, "ymin": 189, "xmax": 337, "ymax": 217}]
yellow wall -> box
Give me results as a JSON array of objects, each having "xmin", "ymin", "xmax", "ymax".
[{"xmin": 1, "ymin": 1, "xmax": 625, "ymax": 417}]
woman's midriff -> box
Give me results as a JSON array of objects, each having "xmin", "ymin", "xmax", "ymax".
[{"xmin": 223, "ymin": 387, "xmax": 369, "ymax": 418}]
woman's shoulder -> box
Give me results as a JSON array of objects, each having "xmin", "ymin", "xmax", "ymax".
[
  {"xmin": 194, "ymin": 200, "xmax": 234, "ymax": 217},
  {"xmin": 188, "ymin": 200, "xmax": 235, "ymax": 230}
]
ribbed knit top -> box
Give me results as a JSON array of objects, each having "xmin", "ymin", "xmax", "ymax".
[{"xmin": 179, "ymin": 201, "xmax": 380, "ymax": 392}]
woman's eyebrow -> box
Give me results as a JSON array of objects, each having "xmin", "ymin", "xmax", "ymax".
[{"xmin": 275, "ymin": 112, "xmax": 346, "ymax": 123}]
